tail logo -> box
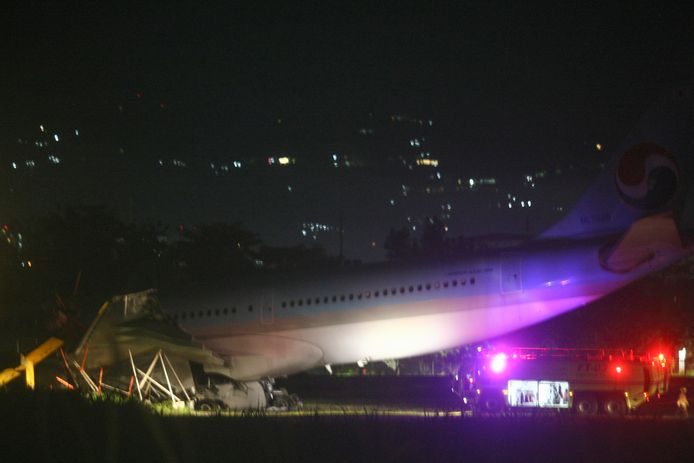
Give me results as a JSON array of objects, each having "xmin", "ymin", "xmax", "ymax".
[{"xmin": 616, "ymin": 142, "xmax": 679, "ymax": 211}]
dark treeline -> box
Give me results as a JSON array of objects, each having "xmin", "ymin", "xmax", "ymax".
[
  {"xmin": 383, "ymin": 216, "xmax": 529, "ymax": 262},
  {"xmin": 0, "ymin": 205, "xmax": 339, "ymax": 343}
]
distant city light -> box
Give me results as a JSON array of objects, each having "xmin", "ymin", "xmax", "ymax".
[
  {"xmin": 278, "ymin": 157, "xmax": 291, "ymax": 165},
  {"xmin": 596, "ymin": 143, "xmax": 602, "ymax": 151},
  {"xmin": 469, "ymin": 178, "xmax": 475, "ymax": 187},
  {"xmin": 74, "ymin": 129, "xmax": 80, "ymax": 136},
  {"xmin": 53, "ymin": 133, "xmax": 60, "ymax": 142},
  {"xmin": 11, "ymin": 162, "xmax": 17, "ymax": 169},
  {"xmin": 415, "ymin": 158, "xmax": 438, "ymax": 167},
  {"xmin": 233, "ymin": 161, "xmax": 242, "ymax": 168},
  {"xmin": 48, "ymin": 155, "xmax": 61, "ymax": 164},
  {"xmin": 39, "ymin": 125, "xmax": 44, "ymax": 132}
]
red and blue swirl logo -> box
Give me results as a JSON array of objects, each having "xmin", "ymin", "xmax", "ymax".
[{"xmin": 615, "ymin": 142, "xmax": 679, "ymax": 211}]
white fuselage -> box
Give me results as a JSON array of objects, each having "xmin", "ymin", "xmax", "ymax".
[{"xmin": 163, "ymin": 238, "xmax": 684, "ymax": 380}]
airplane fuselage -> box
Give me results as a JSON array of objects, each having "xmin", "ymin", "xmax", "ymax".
[{"xmin": 163, "ymin": 236, "xmax": 682, "ymax": 380}]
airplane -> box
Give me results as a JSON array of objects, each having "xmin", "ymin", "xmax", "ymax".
[{"xmin": 74, "ymin": 86, "xmax": 694, "ymax": 408}]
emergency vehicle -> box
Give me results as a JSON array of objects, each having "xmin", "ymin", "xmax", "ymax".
[{"xmin": 454, "ymin": 347, "xmax": 668, "ymax": 416}]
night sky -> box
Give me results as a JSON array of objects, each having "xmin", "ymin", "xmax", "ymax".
[
  {"xmin": 5, "ymin": 2, "xmax": 693, "ymax": 157},
  {"xmin": 3, "ymin": 2, "xmax": 694, "ymax": 258}
]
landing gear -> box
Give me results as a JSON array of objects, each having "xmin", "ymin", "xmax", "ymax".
[
  {"xmin": 196, "ymin": 400, "xmax": 223, "ymax": 412},
  {"xmin": 262, "ymin": 379, "xmax": 303, "ymax": 410}
]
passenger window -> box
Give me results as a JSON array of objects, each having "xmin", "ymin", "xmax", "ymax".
[
  {"xmin": 248, "ymin": 305, "xmax": 253, "ymax": 312},
  {"xmin": 470, "ymin": 277, "xmax": 476, "ymax": 285},
  {"xmin": 232, "ymin": 307, "xmax": 237, "ymax": 314},
  {"xmin": 298, "ymin": 299, "xmax": 303, "ymax": 306},
  {"xmin": 315, "ymin": 298, "xmax": 320, "ymax": 304},
  {"xmin": 425, "ymin": 284, "xmax": 431, "ymax": 290},
  {"xmin": 307, "ymin": 298, "xmax": 312, "ymax": 305},
  {"xmin": 349, "ymin": 294, "xmax": 354, "ymax": 300},
  {"xmin": 215, "ymin": 309, "xmax": 220, "ymax": 316},
  {"xmin": 332, "ymin": 295, "xmax": 337, "ymax": 302},
  {"xmin": 391, "ymin": 288, "xmax": 396, "ymax": 295},
  {"xmin": 443, "ymin": 281, "xmax": 449, "ymax": 288},
  {"xmin": 290, "ymin": 300, "xmax": 295, "ymax": 307},
  {"xmin": 400, "ymin": 287, "xmax": 405, "ymax": 294},
  {"xmin": 340, "ymin": 295, "xmax": 345, "ymax": 301},
  {"xmin": 417, "ymin": 284, "xmax": 422, "ymax": 291},
  {"xmin": 452, "ymin": 280, "xmax": 458, "ymax": 287},
  {"xmin": 223, "ymin": 308, "xmax": 228, "ymax": 315},
  {"xmin": 374, "ymin": 291, "xmax": 380, "ymax": 297},
  {"xmin": 282, "ymin": 301, "xmax": 287, "ymax": 308}
]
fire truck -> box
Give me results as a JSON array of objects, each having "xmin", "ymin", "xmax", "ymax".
[{"xmin": 454, "ymin": 347, "xmax": 668, "ymax": 416}]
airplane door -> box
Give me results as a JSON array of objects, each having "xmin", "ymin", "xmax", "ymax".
[
  {"xmin": 501, "ymin": 256, "xmax": 523, "ymax": 293},
  {"xmin": 260, "ymin": 292, "xmax": 274, "ymax": 325}
]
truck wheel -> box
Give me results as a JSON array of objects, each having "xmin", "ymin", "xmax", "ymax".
[
  {"xmin": 603, "ymin": 397, "xmax": 627, "ymax": 416},
  {"xmin": 575, "ymin": 396, "xmax": 598, "ymax": 416},
  {"xmin": 483, "ymin": 396, "xmax": 503, "ymax": 413}
]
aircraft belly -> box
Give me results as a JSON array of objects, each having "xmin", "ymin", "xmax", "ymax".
[
  {"xmin": 274, "ymin": 293, "xmax": 600, "ymax": 366},
  {"xmin": 202, "ymin": 290, "xmax": 604, "ymax": 380},
  {"xmin": 201, "ymin": 334, "xmax": 324, "ymax": 381}
]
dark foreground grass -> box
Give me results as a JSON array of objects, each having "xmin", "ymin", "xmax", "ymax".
[{"xmin": 1, "ymin": 390, "xmax": 693, "ymax": 463}]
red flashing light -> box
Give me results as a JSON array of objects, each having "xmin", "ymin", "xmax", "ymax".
[{"xmin": 615, "ymin": 365, "xmax": 622, "ymax": 374}]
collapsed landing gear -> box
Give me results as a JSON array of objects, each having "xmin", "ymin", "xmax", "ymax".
[
  {"xmin": 195, "ymin": 400, "xmax": 223, "ymax": 412},
  {"xmin": 262, "ymin": 379, "xmax": 303, "ymax": 411}
]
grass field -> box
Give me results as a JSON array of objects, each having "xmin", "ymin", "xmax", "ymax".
[{"xmin": 1, "ymin": 390, "xmax": 693, "ymax": 463}]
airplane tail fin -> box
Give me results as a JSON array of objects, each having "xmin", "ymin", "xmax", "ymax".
[{"xmin": 541, "ymin": 86, "xmax": 694, "ymax": 239}]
